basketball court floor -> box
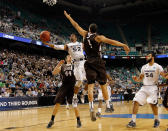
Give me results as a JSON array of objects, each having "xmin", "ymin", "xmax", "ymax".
[{"xmin": 0, "ymin": 101, "xmax": 167, "ymax": 131}]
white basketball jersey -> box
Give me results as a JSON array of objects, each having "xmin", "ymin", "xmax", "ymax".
[
  {"xmin": 67, "ymin": 41, "xmax": 84, "ymax": 60},
  {"xmin": 141, "ymin": 63, "xmax": 163, "ymax": 85}
]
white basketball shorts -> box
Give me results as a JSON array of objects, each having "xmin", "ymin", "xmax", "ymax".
[
  {"xmin": 133, "ymin": 85, "xmax": 158, "ymax": 105},
  {"xmin": 74, "ymin": 60, "xmax": 86, "ymax": 81}
]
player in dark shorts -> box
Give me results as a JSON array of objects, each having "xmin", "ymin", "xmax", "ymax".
[
  {"xmin": 64, "ymin": 10, "xmax": 130, "ymax": 121},
  {"xmin": 158, "ymin": 70, "xmax": 168, "ymax": 131},
  {"xmin": 162, "ymin": 78, "xmax": 168, "ymax": 111},
  {"xmin": 163, "ymin": 85, "xmax": 168, "ymax": 131},
  {"xmin": 47, "ymin": 55, "xmax": 82, "ymax": 128}
]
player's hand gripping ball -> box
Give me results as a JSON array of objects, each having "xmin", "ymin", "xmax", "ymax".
[{"xmin": 40, "ymin": 31, "xmax": 50, "ymax": 42}]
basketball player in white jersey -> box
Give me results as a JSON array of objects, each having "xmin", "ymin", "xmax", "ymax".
[
  {"xmin": 96, "ymin": 74, "xmax": 114, "ymax": 117},
  {"xmin": 127, "ymin": 52, "xmax": 168, "ymax": 128},
  {"xmin": 42, "ymin": 34, "xmax": 89, "ymax": 105}
]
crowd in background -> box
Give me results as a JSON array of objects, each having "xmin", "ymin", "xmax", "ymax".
[
  {"xmin": 0, "ymin": 48, "xmax": 167, "ymax": 98},
  {"xmin": 0, "ymin": 6, "xmax": 65, "ymax": 45},
  {"xmin": 0, "ymin": 5, "xmax": 168, "ymax": 55},
  {"xmin": 0, "ymin": 48, "xmax": 62, "ymax": 98}
]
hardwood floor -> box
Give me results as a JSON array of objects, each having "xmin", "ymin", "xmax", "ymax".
[{"xmin": 0, "ymin": 101, "xmax": 167, "ymax": 131}]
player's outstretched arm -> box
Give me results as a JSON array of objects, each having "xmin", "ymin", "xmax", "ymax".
[
  {"xmin": 42, "ymin": 41, "xmax": 55, "ymax": 48},
  {"xmin": 106, "ymin": 74, "xmax": 113, "ymax": 81},
  {"xmin": 132, "ymin": 74, "xmax": 144, "ymax": 82},
  {"xmin": 52, "ymin": 60, "xmax": 65, "ymax": 75},
  {"xmin": 64, "ymin": 10, "xmax": 87, "ymax": 37},
  {"xmin": 95, "ymin": 35, "xmax": 130, "ymax": 55},
  {"xmin": 42, "ymin": 41, "xmax": 66, "ymax": 51}
]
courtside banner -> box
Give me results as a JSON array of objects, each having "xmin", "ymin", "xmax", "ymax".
[
  {"xmin": 111, "ymin": 94, "xmax": 124, "ymax": 102},
  {"xmin": 0, "ymin": 97, "xmax": 38, "ymax": 111},
  {"xmin": 0, "ymin": 32, "xmax": 31, "ymax": 43}
]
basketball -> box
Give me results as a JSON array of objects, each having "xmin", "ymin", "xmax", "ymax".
[{"xmin": 40, "ymin": 31, "xmax": 50, "ymax": 42}]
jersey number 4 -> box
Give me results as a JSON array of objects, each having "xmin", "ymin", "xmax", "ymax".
[
  {"xmin": 65, "ymin": 71, "xmax": 72, "ymax": 76},
  {"xmin": 145, "ymin": 73, "xmax": 153, "ymax": 78}
]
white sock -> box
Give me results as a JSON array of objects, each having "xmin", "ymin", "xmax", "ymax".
[
  {"xmin": 154, "ymin": 115, "xmax": 159, "ymax": 120},
  {"xmin": 89, "ymin": 101, "xmax": 94, "ymax": 109},
  {"xmin": 73, "ymin": 94, "xmax": 77, "ymax": 98},
  {"xmin": 98, "ymin": 108, "xmax": 101, "ymax": 113},
  {"xmin": 106, "ymin": 100, "xmax": 110, "ymax": 108},
  {"xmin": 132, "ymin": 114, "xmax": 136, "ymax": 122},
  {"xmin": 81, "ymin": 97, "xmax": 84, "ymax": 103}
]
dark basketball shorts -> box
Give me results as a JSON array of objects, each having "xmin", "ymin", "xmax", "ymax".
[
  {"xmin": 163, "ymin": 87, "xmax": 168, "ymax": 108},
  {"xmin": 54, "ymin": 83, "xmax": 74, "ymax": 104},
  {"xmin": 84, "ymin": 57, "xmax": 107, "ymax": 85}
]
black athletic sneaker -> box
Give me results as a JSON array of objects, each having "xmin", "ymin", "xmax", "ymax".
[
  {"xmin": 77, "ymin": 120, "xmax": 82, "ymax": 128},
  {"xmin": 153, "ymin": 119, "xmax": 160, "ymax": 128},
  {"xmin": 110, "ymin": 104, "xmax": 115, "ymax": 112},
  {"xmin": 96, "ymin": 112, "xmax": 101, "ymax": 118},
  {"xmin": 127, "ymin": 120, "xmax": 136, "ymax": 128},
  {"xmin": 90, "ymin": 109, "xmax": 96, "ymax": 121},
  {"xmin": 47, "ymin": 120, "xmax": 54, "ymax": 128},
  {"xmin": 105, "ymin": 105, "xmax": 114, "ymax": 113}
]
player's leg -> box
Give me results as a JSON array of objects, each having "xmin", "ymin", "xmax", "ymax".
[
  {"xmin": 68, "ymin": 90, "xmax": 82, "ymax": 128},
  {"xmin": 84, "ymin": 61, "xmax": 97, "ymax": 121},
  {"xmin": 127, "ymin": 89, "xmax": 147, "ymax": 128},
  {"xmin": 47, "ymin": 86, "xmax": 66, "ymax": 128},
  {"xmin": 100, "ymin": 84, "xmax": 114, "ymax": 112},
  {"xmin": 77, "ymin": 61, "xmax": 88, "ymax": 103},
  {"xmin": 88, "ymin": 83, "xmax": 97, "ymax": 121},
  {"xmin": 66, "ymin": 97, "xmax": 70, "ymax": 109},
  {"xmin": 82, "ymin": 83, "xmax": 88, "ymax": 95},
  {"xmin": 72, "ymin": 62, "xmax": 83, "ymax": 104},
  {"xmin": 105, "ymin": 85, "xmax": 114, "ymax": 112},
  {"xmin": 73, "ymin": 80, "xmax": 82, "ymax": 104},
  {"xmin": 147, "ymin": 87, "xmax": 160, "ymax": 128},
  {"xmin": 150, "ymin": 104, "xmax": 160, "ymax": 128},
  {"xmin": 80, "ymin": 83, "xmax": 88, "ymax": 103},
  {"xmin": 47, "ymin": 103, "xmax": 60, "ymax": 128},
  {"xmin": 96, "ymin": 100, "xmax": 103, "ymax": 117},
  {"xmin": 96, "ymin": 60, "xmax": 113, "ymax": 112},
  {"xmin": 74, "ymin": 81, "xmax": 82, "ymax": 95},
  {"xmin": 74, "ymin": 107, "xmax": 81, "ymax": 128},
  {"xmin": 96, "ymin": 88, "xmax": 103, "ymax": 117}
]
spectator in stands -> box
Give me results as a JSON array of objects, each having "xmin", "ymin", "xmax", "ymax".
[
  {"xmin": 26, "ymin": 88, "xmax": 33, "ymax": 97},
  {"xmin": 4, "ymin": 88, "xmax": 11, "ymax": 97},
  {"xmin": 32, "ymin": 88, "xmax": 38, "ymax": 97}
]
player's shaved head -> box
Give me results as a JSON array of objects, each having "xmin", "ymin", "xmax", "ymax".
[{"xmin": 89, "ymin": 23, "xmax": 97, "ymax": 33}]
